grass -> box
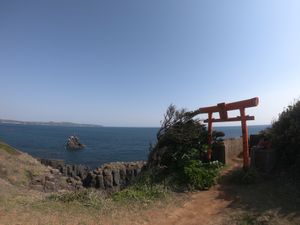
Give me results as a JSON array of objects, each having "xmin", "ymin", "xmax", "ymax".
[
  {"xmin": 47, "ymin": 189, "xmax": 106, "ymax": 209},
  {"xmin": 0, "ymin": 141, "xmax": 20, "ymax": 155},
  {"xmin": 0, "ymin": 184, "xmax": 176, "ymax": 225},
  {"xmin": 1, "ymin": 166, "xmax": 300, "ymax": 225},
  {"xmin": 0, "ymin": 141, "xmax": 46, "ymax": 186},
  {"xmin": 112, "ymin": 184, "xmax": 169, "ymax": 204},
  {"xmin": 0, "ymin": 141, "xmax": 176, "ymax": 224},
  {"xmin": 1, "ymin": 140, "xmax": 300, "ymax": 225},
  {"xmin": 45, "ymin": 183, "xmax": 170, "ymax": 211},
  {"xmin": 225, "ymin": 167, "xmax": 262, "ymax": 185},
  {"xmin": 235, "ymin": 214, "xmax": 258, "ymax": 225},
  {"xmin": 217, "ymin": 164, "xmax": 300, "ymax": 225}
]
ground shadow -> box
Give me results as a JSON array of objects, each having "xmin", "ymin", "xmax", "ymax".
[{"xmin": 216, "ymin": 159, "xmax": 300, "ymax": 223}]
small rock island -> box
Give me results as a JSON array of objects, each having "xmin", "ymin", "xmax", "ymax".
[{"xmin": 66, "ymin": 135, "xmax": 85, "ymax": 150}]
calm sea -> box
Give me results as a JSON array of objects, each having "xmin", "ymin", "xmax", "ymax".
[{"xmin": 0, "ymin": 124, "xmax": 269, "ymax": 168}]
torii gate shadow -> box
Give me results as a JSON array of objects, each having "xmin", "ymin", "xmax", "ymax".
[{"xmin": 215, "ymin": 160, "xmax": 300, "ymax": 223}]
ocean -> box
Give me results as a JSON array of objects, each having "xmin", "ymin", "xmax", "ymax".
[{"xmin": 0, "ymin": 124, "xmax": 269, "ymax": 168}]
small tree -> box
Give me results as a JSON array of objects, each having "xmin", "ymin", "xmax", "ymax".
[
  {"xmin": 147, "ymin": 104, "xmax": 222, "ymax": 190},
  {"xmin": 267, "ymin": 100, "xmax": 300, "ymax": 175},
  {"xmin": 148, "ymin": 104, "xmax": 208, "ymax": 168}
]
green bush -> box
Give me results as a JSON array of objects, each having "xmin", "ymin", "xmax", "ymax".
[
  {"xmin": 183, "ymin": 160, "xmax": 223, "ymax": 190},
  {"xmin": 266, "ymin": 100, "xmax": 300, "ymax": 177},
  {"xmin": 147, "ymin": 104, "xmax": 223, "ymax": 190}
]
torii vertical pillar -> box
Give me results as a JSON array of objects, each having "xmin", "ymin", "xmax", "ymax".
[
  {"xmin": 240, "ymin": 108, "xmax": 250, "ymax": 169},
  {"xmin": 207, "ymin": 112, "xmax": 213, "ymax": 160}
]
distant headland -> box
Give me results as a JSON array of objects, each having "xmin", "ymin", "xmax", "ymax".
[{"xmin": 0, "ymin": 119, "xmax": 103, "ymax": 127}]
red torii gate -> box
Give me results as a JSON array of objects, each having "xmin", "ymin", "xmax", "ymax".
[{"xmin": 192, "ymin": 97, "xmax": 259, "ymax": 169}]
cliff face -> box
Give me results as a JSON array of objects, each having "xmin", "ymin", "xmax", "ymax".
[
  {"xmin": 39, "ymin": 159, "xmax": 90, "ymax": 181},
  {"xmin": 39, "ymin": 159, "xmax": 146, "ymax": 193},
  {"xmin": 83, "ymin": 161, "xmax": 146, "ymax": 192}
]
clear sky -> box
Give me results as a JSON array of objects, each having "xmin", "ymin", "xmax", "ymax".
[{"xmin": 0, "ymin": 0, "xmax": 299, "ymax": 127}]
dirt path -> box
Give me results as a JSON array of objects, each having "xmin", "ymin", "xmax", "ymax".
[
  {"xmin": 157, "ymin": 185, "xmax": 231, "ymax": 225},
  {"xmin": 141, "ymin": 163, "xmax": 240, "ymax": 225}
]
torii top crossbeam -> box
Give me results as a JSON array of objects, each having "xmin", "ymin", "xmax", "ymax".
[{"xmin": 190, "ymin": 97, "xmax": 259, "ymax": 169}]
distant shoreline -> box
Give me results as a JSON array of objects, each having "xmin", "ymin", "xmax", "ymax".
[
  {"xmin": 0, "ymin": 119, "xmax": 270, "ymax": 129},
  {"xmin": 0, "ymin": 119, "xmax": 103, "ymax": 128}
]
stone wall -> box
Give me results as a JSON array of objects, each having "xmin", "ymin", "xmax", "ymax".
[
  {"xmin": 211, "ymin": 138, "xmax": 243, "ymax": 164},
  {"xmin": 224, "ymin": 138, "xmax": 243, "ymax": 163}
]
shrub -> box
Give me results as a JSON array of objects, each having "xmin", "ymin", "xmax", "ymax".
[
  {"xmin": 266, "ymin": 100, "xmax": 300, "ymax": 177},
  {"xmin": 184, "ymin": 160, "xmax": 223, "ymax": 190},
  {"xmin": 147, "ymin": 104, "xmax": 223, "ymax": 190}
]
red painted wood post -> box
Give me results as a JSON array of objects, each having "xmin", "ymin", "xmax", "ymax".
[
  {"xmin": 240, "ymin": 108, "xmax": 250, "ymax": 170},
  {"xmin": 207, "ymin": 112, "xmax": 213, "ymax": 160}
]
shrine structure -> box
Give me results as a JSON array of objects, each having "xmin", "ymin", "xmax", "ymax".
[{"xmin": 189, "ymin": 97, "xmax": 259, "ymax": 169}]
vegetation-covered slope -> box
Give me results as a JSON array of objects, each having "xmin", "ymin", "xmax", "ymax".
[{"xmin": 0, "ymin": 141, "xmax": 45, "ymax": 187}]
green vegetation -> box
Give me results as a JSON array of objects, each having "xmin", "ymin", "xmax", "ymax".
[
  {"xmin": 2, "ymin": 101, "xmax": 300, "ymax": 224},
  {"xmin": 264, "ymin": 100, "xmax": 300, "ymax": 181},
  {"xmin": 228, "ymin": 168, "xmax": 261, "ymax": 185},
  {"xmin": 147, "ymin": 104, "xmax": 223, "ymax": 190},
  {"xmin": 112, "ymin": 184, "xmax": 168, "ymax": 203},
  {"xmin": 48, "ymin": 189, "xmax": 105, "ymax": 209},
  {"xmin": 0, "ymin": 141, "xmax": 20, "ymax": 155},
  {"xmin": 184, "ymin": 160, "xmax": 223, "ymax": 190},
  {"xmin": 0, "ymin": 141, "xmax": 45, "ymax": 186},
  {"xmin": 47, "ymin": 184, "xmax": 168, "ymax": 209}
]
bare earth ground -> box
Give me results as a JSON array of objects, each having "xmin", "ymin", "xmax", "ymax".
[
  {"xmin": 140, "ymin": 159, "xmax": 300, "ymax": 225},
  {"xmin": 1, "ymin": 155, "xmax": 300, "ymax": 225}
]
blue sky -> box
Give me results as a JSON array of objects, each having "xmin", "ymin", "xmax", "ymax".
[{"xmin": 0, "ymin": 0, "xmax": 299, "ymax": 127}]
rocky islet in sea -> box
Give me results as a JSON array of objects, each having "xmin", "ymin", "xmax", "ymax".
[{"xmin": 66, "ymin": 135, "xmax": 85, "ymax": 150}]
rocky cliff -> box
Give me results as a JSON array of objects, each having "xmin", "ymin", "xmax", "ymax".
[
  {"xmin": 0, "ymin": 141, "xmax": 81, "ymax": 193},
  {"xmin": 39, "ymin": 159, "xmax": 146, "ymax": 192}
]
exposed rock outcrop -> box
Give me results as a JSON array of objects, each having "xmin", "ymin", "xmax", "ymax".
[
  {"xmin": 39, "ymin": 159, "xmax": 146, "ymax": 193},
  {"xmin": 39, "ymin": 158, "xmax": 89, "ymax": 181},
  {"xmin": 83, "ymin": 161, "xmax": 146, "ymax": 192},
  {"xmin": 29, "ymin": 167, "xmax": 83, "ymax": 192},
  {"xmin": 66, "ymin": 136, "xmax": 85, "ymax": 150},
  {"xmin": 0, "ymin": 141, "xmax": 82, "ymax": 193}
]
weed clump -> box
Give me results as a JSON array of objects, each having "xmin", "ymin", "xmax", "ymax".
[
  {"xmin": 112, "ymin": 184, "xmax": 168, "ymax": 203},
  {"xmin": 48, "ymin": 189, "xmax": 104, "ymax": 209}
]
